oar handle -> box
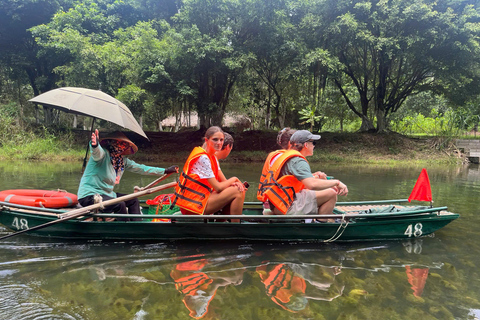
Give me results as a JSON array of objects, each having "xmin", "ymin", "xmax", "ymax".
[{"xmin": 133, "ymin": 173, "xmax": 172, "ymax": 192}]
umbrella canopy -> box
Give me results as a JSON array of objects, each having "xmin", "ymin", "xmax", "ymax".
[{"xmin": 29, "ymin": 87, "xmax": 147, "ymax": 139}]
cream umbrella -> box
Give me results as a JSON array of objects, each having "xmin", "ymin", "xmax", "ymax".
[
  {"xmin": 29, "ymin": 87, "xmax": 148, "ymax": 171},
  {"xmin": 29, "ymin": 87, "xmax": 147, "ymax": 138}
]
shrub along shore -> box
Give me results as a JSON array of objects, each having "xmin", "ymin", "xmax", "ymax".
[{"xmin": 0, "ymin": 128, "xmax": 464, "ymax": 165}]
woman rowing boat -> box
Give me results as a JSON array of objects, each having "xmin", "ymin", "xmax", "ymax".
[{"xmin": 77, "ymin": 129, "xmax": 178, "ymax": 220}]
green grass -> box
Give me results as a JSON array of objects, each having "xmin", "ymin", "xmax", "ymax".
[
  {"xmin": 0, "ymin": 127, "xmax": 84, "ymax": 161},
  {"xmin": 0, "ymin": 140, "xmax": 84, "ymax": 161}
]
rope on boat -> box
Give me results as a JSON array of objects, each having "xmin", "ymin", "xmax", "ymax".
[
  {"xmin": 323, "ymin": 214, "xmax": 349, "ymax": 243},
  {"xmin": 93, "ymin": 194, "xmax": 104, "ymax": 210}
]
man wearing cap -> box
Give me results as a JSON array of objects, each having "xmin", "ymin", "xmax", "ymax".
[
  {"xmin": 258, "ymin": 129, "xmax": 348, "ymax": 221},
  {"xmin": 77, "ymin": 129, "xmax": 178, "ymax": 220}
]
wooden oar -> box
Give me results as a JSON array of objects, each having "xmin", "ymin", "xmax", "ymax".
[
  {"xmin": 0, "ymin": 181, "xmax": 177, "ymax": 241},
  {"xmin": 133, "ymin": 172, "xmax": 173, "ymax": 192}
]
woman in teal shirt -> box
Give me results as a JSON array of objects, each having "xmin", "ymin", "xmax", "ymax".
[{"xmin": 77, "ymin": 129, "xmax": 177, "ymax": 220}]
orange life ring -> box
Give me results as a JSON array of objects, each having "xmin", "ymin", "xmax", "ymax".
[{"xmin": 0, "ymin": 189, "xmax": 78, "ymax": 208}]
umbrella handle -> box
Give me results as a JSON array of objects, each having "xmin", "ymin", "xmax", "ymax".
[{"xmin": 81, "ymin": 143, "xmax": 89, "ymax": 174}]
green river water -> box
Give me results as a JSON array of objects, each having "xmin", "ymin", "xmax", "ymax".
[{"xmin": 0, "ymin": 160, "xmax": 479, "ymax": 320}]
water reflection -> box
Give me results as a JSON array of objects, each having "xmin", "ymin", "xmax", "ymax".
[
  {"xmin": 405, "ymin": 265, "xmax": 429, "ymax": 298},
  {"xmin": 0, "ymin": 238, "xmax": 452, "ymax": 319},
  {"xmin": 0, "ymin": 237, "xmax": 458, "ymax": 320},
  {"xmin": 171, "ymin": 258, "xmax": 245, "ymax": 319},
  {"xmin": 256, "ymin": 263, "xmax": 343, "ymax": 312}
]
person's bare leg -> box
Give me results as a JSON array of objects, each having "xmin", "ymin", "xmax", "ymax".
[
  {"xmin": 219, "ymin": 190, "xmax": 245, "ymax": 223},
  {"xmin": 205, "ymin": 187, "xmax": 245, "ymax": 222},
  {"xmin": 315, "ymin": 189, "xmax": 337, "ymax": 222}
]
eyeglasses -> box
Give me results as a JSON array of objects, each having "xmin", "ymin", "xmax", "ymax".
[{"xmin": 306, "ymin": 140, "xmax": 316, "ymax": 146}]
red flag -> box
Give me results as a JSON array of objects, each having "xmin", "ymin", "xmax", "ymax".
[{"xmin": 408, "ymin": 168, "xmax": 432, "ymax": 202}]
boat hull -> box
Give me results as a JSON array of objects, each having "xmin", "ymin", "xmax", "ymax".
[{"xmin": 0, "ymin": 205, "xmax": 459, "ymax": 242}]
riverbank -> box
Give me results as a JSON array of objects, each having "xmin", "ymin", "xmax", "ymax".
[
  {"xmin": 0, "ymin": 129, "xmax": 463, "ymax": 165},
  {"xmin": 120, "ymin": 130, "xmax": 462, "ymax": 165}
]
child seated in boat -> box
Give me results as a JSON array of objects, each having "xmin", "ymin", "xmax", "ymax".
[
  {"xmin": 77, "ymin": 129, "xmax": 178, "ymax": 221},
  {"xmin": 216, "ymin": 132, "xmax": 234, "ymax": 160},
  {"xmin": 258, "ymin": 130, "xmax": 348, "ymax": 221},
  {"xmin": 172, "ymin": 127, "xmax": 246, "ymax": 220}
]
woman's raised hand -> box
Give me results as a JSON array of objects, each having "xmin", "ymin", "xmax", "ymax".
[{"xmin": 91, "ymin": 129, "xmax": 99, "ymax": 147}]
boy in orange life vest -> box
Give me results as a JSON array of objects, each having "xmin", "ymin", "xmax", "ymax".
[
  {"xmin": 173, "ymin": 126, "xmax": 246, "ymax": 218},
  {"xmin": 260, "ymin": 130, "xmax": 348, "ymax": 221},
  {"xmin": 216, "ymin": 132, "xmax": 234, "ymax": 160}
]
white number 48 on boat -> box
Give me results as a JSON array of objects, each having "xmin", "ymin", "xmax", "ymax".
[
  {"xmin": 404, "ymin": 223, "xmax": 423, "ymax": 237},
  {"xmin": 12, "ymin": 217, "xmax": 29, "ymax": 231}
]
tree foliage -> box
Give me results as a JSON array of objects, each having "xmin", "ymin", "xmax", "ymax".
[{"xmin": 1, "ymin": 0, "xmax": 480, "ymax": 133}]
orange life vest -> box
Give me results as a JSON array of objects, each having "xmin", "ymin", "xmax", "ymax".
[
  {"xmin": 258, "ymin": 150, "xmax": 306, "ymax": 214},
  {"xmin": 172, "ymin": 147, "xmax": 219, "ymax": 215},
  {"xmin": 257, "ymin": 264, "xmax": 306, "ymax": 311},
  {"xmin": 257, "ymin": 150, "xmax": 285, "ymax": 201}
]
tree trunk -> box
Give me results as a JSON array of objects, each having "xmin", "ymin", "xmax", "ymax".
[
  {"xmin": 376, "ymin": 108, "xmax": 387, "ymax": 132},
  {"xmin": 265, "ymin": 89, "xmax": 272, "ymax": 129},
  {"xmin": 359, "ymin": 115, "xmax": 375, "ymax": 132},
  {"xmin": 376, "ymin": 53, "xmax": 389, "ymax": 132},
  {"xmin": 272, "ymin": 89, "xmax": 285, "ymax": 128}
]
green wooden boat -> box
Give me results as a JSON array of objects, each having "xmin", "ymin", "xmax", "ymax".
[{"xmin": 0, "ymin": 199, "xmax": 459, "ymax": 242}]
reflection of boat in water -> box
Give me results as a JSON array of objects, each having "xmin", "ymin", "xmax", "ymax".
[
  {"xmin": 167, "ymin": 244, "xmax": 346, "ymax": 318},
  {"xmin": 0, "ymin": 198, "xmax": 459, "ymax": 242},
  {"xmin": 170, "ymin": 258, "xmax": 245, "ymax": 319},
  {"xmin": 256, "ymin": 262, "xmax": 344, "ymax": 312},
  {"xmin": 0, "ymin": 237, "xmax": 452, "ymax": 319}
]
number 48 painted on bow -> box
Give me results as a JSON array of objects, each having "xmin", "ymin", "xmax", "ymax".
[
  {"xmin": 404, "ymin": 223, "xmax": 423, "ymax": 237},
  {"xmin": 12, "ymin": 217, "xmax": 29, "ymax": 230}
]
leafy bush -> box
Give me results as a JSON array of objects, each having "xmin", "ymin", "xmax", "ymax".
[
  {"xmin": 390, "ymin": 109, "xmax": 463, "ymax": 137},
  {"xmin": 0, "ymin": 106, "xmax": 83, "ymax": 160}
]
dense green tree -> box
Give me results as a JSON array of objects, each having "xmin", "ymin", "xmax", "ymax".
[
  {"xmin": 325, "ymin": 0, "xmax": 480, "ymax": 132},
  {"xmin": 171, "ymin": 0, "xmax": 252, "ymax": 128},
  {"xmin": 241, "ymin": 0, "xmax": 307, "ymax": 129},
  {"xmin": 27, "ymin": 0, "xmax": 155, "ymax": 125},
  {"xmin": 2, "ymin": 0, "xmax": 480, "ymax": 134},
  {"xmin": 0, "ymin": 0, "xmax": 72, "ymax": 98},
  {"xmin": 115, "ymin": 21, "xmax": 193, "ymax": 130}
]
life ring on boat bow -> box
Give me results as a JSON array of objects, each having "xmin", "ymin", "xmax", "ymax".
[{"xmin": 0, "ymin": 189, "xmax": 78, "ymax": 208}]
